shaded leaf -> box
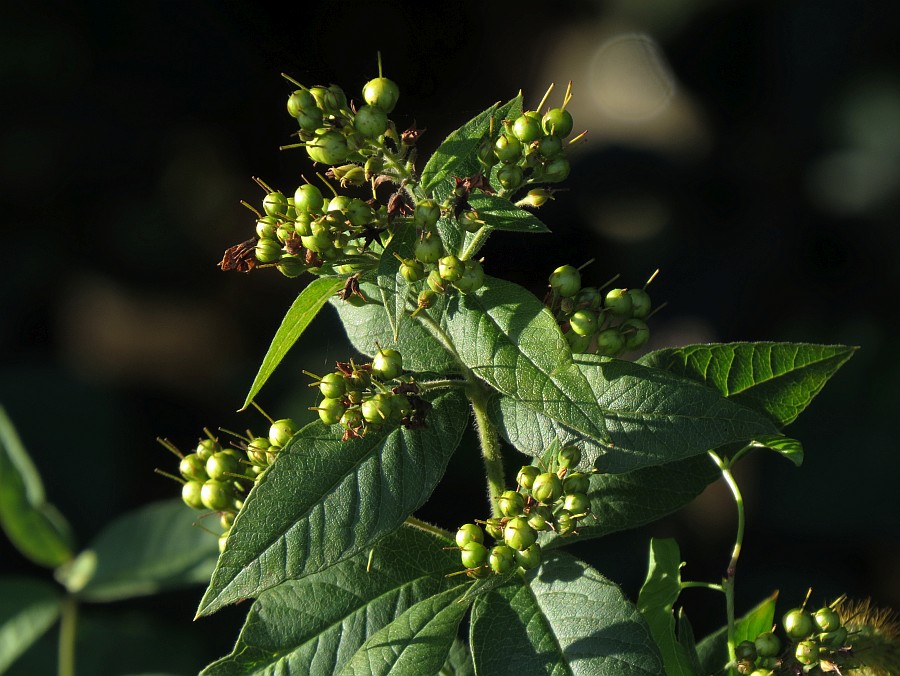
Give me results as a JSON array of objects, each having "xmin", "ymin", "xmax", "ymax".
[
  {"xmin": 696, "ymin": 592, "xmax": 778, "ymax": 675},
  {"xmin": 201, "ymin": 524, "xmax": 463, "ymax": 675},
  {"xmin": 491, "ymin": 355, "xmax": 778, "ymax": 474},
  {"xmin": 242, "ymin": 276, "xmax": 345, "ymax": 410},
  {"xmin": 0, "ymin": 577, "xmax": 60, "ymax": 674},
  {"xmin": 0, "ymin": 405, "xmax": 75, "ymax": 568},
  {"xmin": 470, "ymin": 551, "xmax": 664, "ymax": 675},
  {"xmin": 638, "ymin": 343, "xmax": 856, "ymax": 427},
  {"xmin": 637, "ymin": 539, "xmax": 697, "ymax": 676},
  {"xmin": 468, "ymin": 193, "xmax": 550, "ymax": 234},
  {"xmin": 677, "ymin": 610, "xmax": 703, "ymax": 676},
  {"xmin": 440, "ymin": 637, "xmax": 476, "ymax": 676},
  {"xmin": 62, "ymin": 499, "xmax": 219, "ymax": 602},
  {"xmin": 751, "ymin": 434, "xmax": 804, "ymax": 466},
  {"xmin": 198, "ymin": 390, "xmax": 469, "ymax": 616}
]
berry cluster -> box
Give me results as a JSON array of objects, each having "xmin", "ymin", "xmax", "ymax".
[
  {"xmin": 453, "ymin": 444, "xmax": 591, "ymax": 578},
  {"xmin": 477, "ymin": 82, "xmax": 580, "ymax": 195},
  {"xmin": 310, "ymin": 349, "xmax": 430, "ymax": 441},
  {"xmin": 164, "ymin": 417, "xmax": 298, "ymax": 551},
  {"xmin": 733, "ymin": 602, "xmax": 857, "ymax": 675},
  {"xmin": 546, "ymin": 264, "xmax": 655, "ymax": 356}
]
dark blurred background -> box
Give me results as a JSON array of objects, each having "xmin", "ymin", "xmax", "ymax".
[{"xmin": 2, "ymin": 0, "xmax": 899, "ymax": 672}]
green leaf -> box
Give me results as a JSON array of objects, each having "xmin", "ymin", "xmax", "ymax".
[
  {"xmin": 440, "ymin": 637, "xmax": 476, "ymax": 676},
  {"xmin": 420, "ymin": 95, "xmax": 521, "ymax": 196},
  {"xmin": 58, "ymin": 499, "xmax": 219, "ymax": 602},
  {"xmin": 491, "ymin": 354, "xmax": 778, "ymax": 474},
  {"xmin": 677, "ymin": 610, "xmax": 703, "ymax": 676},
  {"xmin": 638, "ymin": 343, "xmax": 856, "ymax": 427},
  {"xmin": 0, "ymin": 577, "xmax": 61, "ymax": 674},
  {"xmin": 201, "ymin": 524, "xmax": 464, "ymax": 675},
  {"xmin": 469, "ymin": 551, "xmax": 664, "ymax": 675},
  {"xmin": 696, "ymin": 592, "xmax": 777, "ymax": 675},
  {"xmin": 242, "ymin": 276, "xmax": 345, "ymax": 410},
  {"xmin": 339, "ymin": 585, "xmax": 471, "ymax": 676},
  {"xmin": 544, "ymin": 455, "xmax": 720, "ymax": 547},
  {"xmin": 0, "ymin": 405, "xmax": 75, "ymax": 568},
  {"xmin": 468, "ymin": 193, "xmax": 550, "ymax": 234},
  {"xmin": 750, "ymin": 434, "xmax": 804, "ymax": 466},
  {"xmin": 198, "ymin": 390, "xmax": 469, "ymax": 616},
  {"xmin": 444, "ymin": 278, "xmax": 610, "ymax": 444},
  {"xmin": 637, "ymin": 539, "xmax": 697, "ymax": 676},
  {"xmin": 332, "ymin": 282, "xmax": 457, "ymax": 373}
]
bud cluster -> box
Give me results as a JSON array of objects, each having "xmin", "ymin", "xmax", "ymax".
[
  {"xmin": 310, "ymin": 349, "xmax": 430, "ymax": 441},
  {"xmin": 453, "ymin": 444, "xmax": 592, "ymax": 578},
  {"xmin": 546, "ymin": 264, "xmax": 655, "ymax": 356}
]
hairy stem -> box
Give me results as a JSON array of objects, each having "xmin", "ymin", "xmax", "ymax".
[
  {"xmin": 404, "ymin": 515, "xmax": 453, "ymax": 540},
  {"xmin": 58, "ymin": 596, "xmax": 78, "ymax": 676},
  {"xmin": 468, "ymin": 384, "xmax": 506, "ymax": 516},
  {"xmin": 460, "ymin": 226, "xmax": 491, "ymax": 261}
]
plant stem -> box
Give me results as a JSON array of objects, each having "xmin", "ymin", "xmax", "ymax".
[
  {"xmin": 680, "ymin": 581, "xmax": 725, "ymax": 593},
  {"xmin": 58, "ymin": 596, "xmax": 78, "ymax": 676},
  {"xmin": 416, "ymin": 378, "xmax": 465, "ymax": 392},
  {"xmin": 709, "ymin": 450, "xmax": 745, "ymax": 675},
  {"xmin": 468, "ymin": 384, "xmax": 506, "ymax": 516},
  {"xmin": 460, "ymin": 226, "xmax": 491, "ymax": 261},
  {"xmin": 405, "ymin": 515, "xmax": 452, "ymax": 539}
]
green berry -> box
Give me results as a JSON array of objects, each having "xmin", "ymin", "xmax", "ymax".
[
  {"xmin": 503, "ymin": 517, "xmax": 537, "ymax": 551},
  {"xmin": 200, "ymin": 480, "xmax": 234, "ymax": 511},
  {"xmin": 563, "ymin": 492, "xmax": 590, "ymax": 515},
  {"xmin": 496, "ymin": 164, "xmax": 524, "ymax": 192},
  {"xmin": 262, "ymin": 191, "xmax": 289, "ymax": 218},
  {"xmin": 218, "ymin": 532, "xmax": 229, "ymax": 553},
  {"xmin": 318, "ymin": 397, "xmax": 346, "ymax": 425},
  {"xmin": 371, "ymin": 348, "xmax": 403, "ymax": 380},
  {"xmin": 307, "ymin": 129, "xmax": 350, "ymax": 165},
  {"xmin": 527, "ymin": 508, "xmax": 550, "ymax": 532},
  {"xmin": 268, "ymin": 419, "xmax": 297, "ymax": 447},
  {"xmin": 453, "ymin": 259, "xmax": 485, "ymax": 294},
  {"xmin": 427, "ymin": 269, "xmax": 448, "ymax": 294},
  {"xmin": 414, "ymin": 199, "xmax": 441, "ymax": 229},
  {"xmin": 296, "ymin": 106, "xmax": 324, "ymax": 132},
  {"xmin": 354, "ymin": 104, "xmax": 389, "ymax": 138},
  {"xmin": 512, "ymin": 114, "xmax": 543, "ymax": 144},
  {"xmin": 542, "ymin": 108, "xmax": 574, "ymax": 138},
  {"xmin": 206, "ymin": 451, "xmax": 241, "ymax": 481},
  {"xmin": 179, "ymin": 453, "xmax": 208, "ymax": 481},
  {"xmin": 498, "ymin": 490, "xmax": 525, "ymax": 517},
  {"xmin": 414, "ymin": 232, "xmax": 442, "ymax": 264},
  {"xmin": 438, "ymin": 255, "xmax": 464, "ymax": 283},
  {"xmin": 181, "ymin": 480, "xmax": 205, "ymax": 510},
  {"xmin": 220, "ymin": 512, "xmax": 236, "ymax": 529},
  {"xmin": 517, "ymin": 465, "xmax": 539, "ymax": 490},
  {"xmin": 460, "ymin": 540, "xmax": 488, "ymax": 569},
  {"xmin": 276, "ymin": 255, "xmax": 306, "ymax": 278},
  {"xmin": 255, "ymin": 237, "xmax": 282, "ymax": 264},
  {"xmin": 493, "ymin": 134, "xmax": 523, "ymax": 163},
  {"xmin": 455, "ymin": 523, "xmax": 484, "ymax": 547},
  {"xmin": 360, "ymin": 395, "xmax": 389, "ymax": 424},
  {"xmin": 627, "ymin": 288, "xmax": 652, "ymax": 319},
  {"xmin": 399, "ymin": 258, "xmax": 425, "ymax": 283},
  {"xmin": 575, "ymin": 286, "xmax": 602, "ymax": 310},
  {"xmin": 563, "ymin": 472, "xmax": 590, "ymax": 494},
  {"xmin": 794, "ymin": 639, "xmax": 818, "ymax": 666},
  {"xmin": 484, "ymin": 517, "xmax": 503, "ymax": 540},
  {"xmin": 542, "ymin": 156, "xmax": 570, "ymax": 183},
  {"xmin": 783, "ymin": 608, "xmax": 815, "ymax": 640},
  {"xmin": 549, "ymin": 265, "xmax": 581, "ymax": 297},
  {"xmin": 557, "ymin": 445, "xmax": 582, "ymax": 469},
  {"xmin": 556, "ymin": 511, "xmax": 576, "ymax": 534},
  {"xmin": 735, "ymin": 640, "xmax": 757, "ymax": 662},
  {"xmin": 535, "ymin": 134, "xmax": 563, "ymax": 159},
  {"xmin": 319, "ymin": 372, "xmax": 347, "ymax": 399},
  {"xmin": 814, "ymin": 606, "xmax": 841, "ymax": 633},
  {"xmin": 620, "ymin": 319, "xmax": 650, "ymax": 351},
  {"xmin": 532, "ymin": 472, "xmax": 563, "ymax": 503},
  {"xmin": 515, "ymin": 543, "xmax": 542, "ymax": 570},
  {"xmin": 489, "ymin": 545, "xmax": 516, "ymax": 574},
  {"xmin": 287, "ymin": 89, "xmax": 315, "ymax": 118},
  {"xmin": 362, "ymin": 76, "xmax": 400, "ymax": 113},
  {"xmin": 595, "ymin": 328, "xmax": 625, "ymax": 357},
  {"xmin": 820, "ymin": 626, "xmax": 848, "ymax": 648},
  {"xmin": 754, "ymin": 631, "xmax": 781, "ymax": 658},
  {"xmin": 255, "ymin": 216, "xmax": 278, "ymax": 239},
  {"xmin": 566, "ymin": 329, "xmax": 591, "ymax": 353},
  {"xmin": 604, "ymin": 288, "xmax": 633, "ymax": 317}
]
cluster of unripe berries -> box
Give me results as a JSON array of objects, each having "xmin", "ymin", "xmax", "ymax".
[
  {"xmin": 732, "ymin": 604, "xmax": 854, "ymax": 675},
  {"xmin": 477, "ymin": 83, "xmax": 579, "ymax": 194},
  {"xmin": 453, "ymin": 445, "xmax": 591, "ymax": 578},
  {"xmin": 546, "ymin": 264, "xmax": 654, "ymax": 356},
  {"xmin": 170, "ymin": 418, "xmax": 298, "ymax": 552},
  {"xmin": 251, "ymin": 179, "xmax": 389, "ymax": 279},
  {"xmin": 310, "ymin": 349, "xmax": 429, "ymax": 441}
]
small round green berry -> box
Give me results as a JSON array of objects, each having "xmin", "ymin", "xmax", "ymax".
[
  {"xmin": 498, "ymin": 490, "xmax": 525, "ymax": 517},
  {"xmin": 542, "ymin": 156, "xmax": 570, "ymax": 183},
  {"xmin": 496, "ymin": 164, "xmax": 524, "ymax": 192},
  {"xmin": 542, "ymin": 108, "xmax": 574, "ymax": 138},
  {"xmin": 460, "ymin": 540, "xmax": 489, "ymax": 569},
  {"xmin": 814, "ymin": 606, "xmax": 841, "ymax": 633},
  {"xmin": 563, "ymin": 492, "xmax": 591, "ymax": 516},
  {"xmin": 200, "ymin": 480, "xmax": 234, "ymax": 511},
  {"xmin": 294, "ymin": 184, "xmax": 325, "ymax": 215},
  {"xmin": 563, "ymin": 472, "xmax": 590, "ymax": 494},
  {"xmin": 371, "ymin": 348, "xmax": 403, "ymax": 380},
  {"xmin": 427, "ymin": 269, "xmax": 448, "ymax": 294},
  {"xmin": 268, "ymin": 419, "xmax": 297, "ymax": 447},
  {"xmin": 345, "ymin": 198, "xmax": 375, "ymax": 227},
  {"xmin": 399, "ymin": 258, "xmax": 425, "ymax": 283},
  {"xmin": 455, "ymin": 523, "xmax": 484, "ymax": 547},
  {"xmin": 595, "ymin": 328, "xmax": 625, "ymax": 357},
  {"xmin": 417, "ymin": 289, "xmax": 437, "ymax": 310},
  {"xmin": 503, "ymin": 517, "xmax": 537, "ymax": 551},
  {"xmin": 206, "ymin": 451, "xmax": 241, "ymax": 481},
  {"xmin": 255, "ymin": 238, "xmax": 282, "ymax": 264},
  {"xmin": 262, "ymin": 191, "xmax": 289, "ymax": 218},
  {"xmin": 557, "ymin": 445, "xmax": 582, "ymax": 470},
  {"xmin": 532, "ymin": 472, "xmax": 563, "ymax": 504},
  {"xmin": 220, "ymin": 512, "xmax": 236, "ymax": 530},
  {"xmin": 575, "ymin": 286, "xmax": 602, "ymax": 310},
  {"xmin": 515, "ymin": 543, "xmax": 542, "ymax": 570},
  {"xmin": 458, "ymin": 209, "xmax": 482, "ymax": 233},
  {"xmin": 556, "ymin": 511, "xmax": 576, "ymax": 534},
  {"xmin": 255, "ymin": 216, "xmax": 278, "ymax": 239},
  {"xmin": 287, "ymin": 89, "xmax": 315, "ymax": 118},
  {"xmin": 794, "ymin": 639, "xmax": 818, "ymax": 666},
  {"xmin": 339, "ymin": 407, "xmax": 364, "ymax": 431},
  {"xmin": 319, "ymin": 372, "xmax": 347, "ymax": 399},
  {"xmin": 318, "ymin": 397, "xmax": 346, "ymax": 425},
  {"xmin": 438, "ymin": 255, "xmax": 464, "ymax": 283},
  {"xmin": 527, "ymin": 505, "xmax": 553, "ymax": 532},
  {"xmin": 360, "ymin": 395, "xmax": 390, "ymax": 425},
  {"xmin": 627, "ymin": 288, "xmax": 652, "ymax": 319},
  {"xmin": 620, "ymin": 319, "xmax": 650, "ymax": 351},
  {"xmin": 604, "ymin": 288, "xmax": 633, "ymax": 317},
  {"xmin": 484, "ymin": 517, "xmax": 503, "ymax": 540},
  {"xmin": 566, "ymin": 329, "xmax": 591, "ymax": 354},
  {"xmin": 489, "ymin": 544, "xmax": 516, "ymax": 574},
  {"xmin": 535, "ymin": 134, "xmax": 563, "ymax": 159},
  {"xmin": 218, "ymin": 532, "xmax": 229, "ymax": 554},
  {"xmin": 512, "ymin": 114, "xmax": 543, "ymax": 144},
  {"xmin": 518, "ymin": 188, "xmax": 553, "ymax": 208},
  {"xmin": 181, "ymin": 480, "xmax": 205, "ymax": 510},
  {"xmin": 362, "ymin": 76, "xmax": 400, "ymax": 113},
  {"xmin": 296, "ymin": 106, "xmax": 324, "ymax": 132},
  {"xmin": 549, "ymin": 265, "xmax": 581, "ymax": 297},
  {"xmin": 735, "ymin": 640, "xmax": 757, "ymax": 662},
  {"xmin": 516, "ymin": 465, "xmax": 539, "ymax": 490},
  {"xmin": 414, "ymin": 199, "xmax": 441, "ymax": 229},
  {"xmin": 276, "ymin": 255, "xmax": 306, "ymax": 278},
  {"xmin": 493, "ymin": 134, "xmax": 523, "ymax": 163},
  {"xmin": 414, "ymin": 232, "xmax": 443, "ymax": 264},
  {"xmin": 179, "ymin": 453, "xmax": 208, "ymax": 481},
  {"xmin": 754, "ymin": 631, "xmax": 781, "ymax": 658},
  {"xmin": 453, "ymin": 259, "xmax": 485, "ymax": 294},
  {"xmin": 307, "ymin": 129, "xmax": 350, "ymax": 165},
  {"xmin": 354, "ymin": 104, "xmax": 389, "ymax": 139},
  {"xmin": 783, "ymin": 608, "xmax": 815, "ymax": 640}
]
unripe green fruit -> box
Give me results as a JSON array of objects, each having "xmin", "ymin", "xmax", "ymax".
[
  {"xmin": 515, "ymin": 543, "xmax": 542, "ymax": 570},
  {"xmin": 455, "ymin": 523, "xmax": 484, "ymax": 547},
  {"xmin": 206, "ymin": 451, "xmax": 241, "ymax": 481},
  {"xmin": 542, "ymin": 107, "xmax": 574, "ymax": 138},
  {"xmin": 527, "ymin": 505, "xmax": 553, "ymax": 532},
  {"xmin": 181, "ymin": 480, "xmax": 205, "ymax": 510},
  {"xmin": 503, "ymin": 517, "xmax": 537, "ymax": 551},
  {"xmin": 575, "ymin": 286, "xmax": 602, "ymax": 310},
  {"xmin": 296, "ymin": 107, "xmax": 324, "ymax": 132},
  {"xmin": 256, "ymin": 216, "xmax": 278, "ymax": 239},
  {"xmin": 496, "ymin": 164, "xmax": 524, "ymax": 192},
  {"xmin": 498, "ymin": 490, "xmax": 525, "ymax": 517},
  {"xmin": 218, "ymin": 533, "xmax": 229, "ymax": 554},
  {"xmin": 345, "ymin": 198, "xmax": 374, "ymax": 227},
  {"xmin": 399, "ymin": 258, "xmax": 425, "ymax": 283},
  {"xmin": 563, "ymin": 492, "xmax": 591, "ymax": 515},
  {"xmin": 196, "ymin": 439, "xmax": 221, "ymax": 461},
  {"xmin": 417, "ymin": 289, "xmax": 437, "ymax": 310},
  {"xmin": 604, "ymin": 288, "xmax": 633, "ymax": 317},
  {"xmin": 428, "ymin": 269, "xmax": 448, "ymax": 294},
  {"xmin": 493, "ymin": 134, "xmax": 523, "ymax": 163},
  {"xmin": 519, "ymin": 188, "xmax": 553, "ymax": 208},
  {"xmin": 556, "ymin": 511, "xmax": 576, "ymax": 534},
  {"xmin": 536, "ymin": 134, "xmax": 563, "ymax": 159},
  {"xmin": 517, "ymin": 465, "xmax": 540, "ymax": 490},
  {"xmin": 200, "ymin": 480, "xmax": 234, "ymax": 511},
  {"xmin": 814, "ymin": 607, "xmax": 841, "ymax": 633},
  {"xmin": 453, "ymin": 259, "xmax": 485, "ymax": 294},
  {"xmin": 512, "ymin": 114, "xmax": 543, "ymax": 144},
  {"xmin": 460, "ymin": 540, "xmax": 488, "ymax": 569},
  {"xmin": 269, "ymin": 419, "xmax": 297, "ymax": 447},
  {"xmin": 563, "ymin": 472, "xmax": 590, "ymax": 494},
  {"xmin": 277, "ymin": 255, "xmax": 306, "ymax": 278},
  {"xmin": 307, "ymin": 129, "xmax": 350, "ymax": 165},
  {"xmin": 340, "ymin": 407, "xmax": 363, "ymax": 430},
  {"xmin": 255, "ymin": 238, "xmax": 282, "ymax": 264},
  {"xmin": 532, "ymin": 472, "xmax": 563, "ymax": 503},
  {"xmin": 319, "ymin": 372, "xmax": 347, "ymax": 399},
  {"xmin": 362, "ymin": 76, "xmax": 400, "ymax": 113},
  {"xmin": 794, "ymin": 639, "xmax": 818, "ymax": 666},
  {"xmin": 489, "ymin": 545, "xmax": 516, "ymax": 574},
  {"xmin": 543, "ymin": 156, "xmax": 570, "ymax": 183},
  {"xmin": 220, "ymin": 512, "xmax": 236, "ymax": 530},
  {"xmin": 458, "ymin": 209, "xmax": 481, "ymax": 233},
  {"xmin": 735, "ymin": 640, "xmax": 757, "ymax": 662},
  {"xmin": 621, "ymin": 319, "xmax": 650, "ymax": 351},
  {"xmin": 549, "ymin": 264, "xmax": 581, "ymax": 297},
  {"xmin": 179, "ymin": 453, "xmax": 208, "ymax": 481},
  {"xmin": 566, "ymin": 329, "xmax": 591, "ymax": 354},
  {"xmin": 754, "ymin": 631, "xmax": 781, "ymax": 658},
  {"xmin": 595, "ymin": 328, "xmax": 625, "ymax": 357},
  {"xmin": 318, "ymin": 397, "xmax": 346, "ymax": 425},
  {"xmin": 371, "ymin": 348, "xmax": 403, "ymax": 380},
  {"xmin": 361, "ymin": 395, "xmax": 392, "ymax": 424},
  {"xmin": 438, "ymin": 255, "xmax": 464, "ymax": 283},
  {"xmin": 354, "ymin": 104, "xmax": 389, "ymax": 138},
  {"xmin": 414, "ymin": 199, "xmax": 441, "ymax": 229},
  {"xmin": 263, "ymin": 191, "xmax": 289, "ymax": 218},
  {"xmin": 627, "ymin": 288, "xmax": 652, "ymax": 319},
  {"xmin": 557, "ymin": 445, "xmax": 582, "ymax": 469},
  {"xmin": 414, "ymin": 233, "xmax": 443, "ymax": 264},
  {"xmin": 287, "ymin": 89, "xmax": 316, "ymax": 118},
  {"xmin": 484, "ymin": 517, "xmax": 503, "ymax": 540},
  {"xmin": 783, "ymin": 608, "xmax": 815, "ymax": 640}
]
